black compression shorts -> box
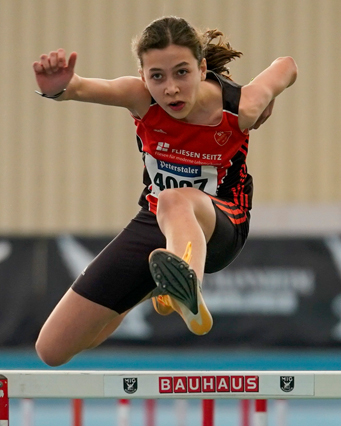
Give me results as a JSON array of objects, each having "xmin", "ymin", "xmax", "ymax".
[{"xmin": 71, "ymin": 202, "xmax": 250, "ymax": 314}]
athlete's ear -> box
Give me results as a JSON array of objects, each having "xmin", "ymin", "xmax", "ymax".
[
  {"xmin": 139, "ymin": 68, "xmax": 148, "ymax": 89},
  {"xmin": 200, "ymin": 58, "xmax": 207, "ymax": 81},
  {"xmin": 139, "ymin": 68, "xmax": 146, "ymax": 82}
]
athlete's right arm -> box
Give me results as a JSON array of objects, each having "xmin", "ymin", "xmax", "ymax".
[
  {"xmin": 238, "ymin": 56, "xmax": 298, "ymax": 131},
  {"xmin": 33, "ymin": 49, "xmax": 150, "ymax": 116}
]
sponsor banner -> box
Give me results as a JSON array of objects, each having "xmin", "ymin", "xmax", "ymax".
[
  {"xmin": 103, "ymin": 372, "xmax": 314, "ymax": 398},
  {"xmin": 0, "ymin": 235, "xmax": 341, "ymax": 348},
  {"xmin": 158, "ymin": 375, "xmax": 259, "ymax": 393}
]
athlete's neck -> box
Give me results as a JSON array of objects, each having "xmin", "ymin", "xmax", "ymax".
[{"xmin": 181, "ymin": 80, "xmax": 223, "ymax": 126}]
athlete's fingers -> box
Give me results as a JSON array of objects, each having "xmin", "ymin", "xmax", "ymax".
[
  {"xmin": 250, "ymin": 117, "xmax": 266, "ymax": 130},
  {"xmin": 256, "ymin": 116, "xmax": 269, "ymax": 129},
  {"xmin": 56, "ymin": 48, "xmax": 67, "ymax": 68},
  {"xmin": 67, "ymin": 52, "xmax": 77, "ymax": 72},
  {"xmin": 39, "ymin": 54, "xmax": 53, "ymax": 74},
  {"xmin": 32, "ymin": 61, "xmax": 44, "ymax": 74},
  {"xmin": 49, "ymin": 51, "xmax": 59, "ymax": 72},
  {"xmin": 250, "ymin": 118, "xmax": 262, "ymax": 130}
]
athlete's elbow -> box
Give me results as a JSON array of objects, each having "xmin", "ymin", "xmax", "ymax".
[
  {"xmin": 273, "ymin": 56, "xmax": 298, "ymax": 86},
  {"xmin": 287, "ymin": 57, "xmax": 298, "ymax": 86}
]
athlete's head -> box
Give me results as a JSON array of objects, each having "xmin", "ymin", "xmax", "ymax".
[
  {"xmin": 133, "ymin": 16, "xmax": 243, "ymax": 121},
  {"xmin": 133, "ymin": 16, "xmax": 203, "ymax": 68},
  {"xmin": 133, "ymin": 16, "xmax": 243, "ymax": 77}
]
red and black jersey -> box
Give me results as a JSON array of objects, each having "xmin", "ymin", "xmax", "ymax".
[{"xmin": 133, "ymin": 71, "xmax": 253, "ymax": 218}]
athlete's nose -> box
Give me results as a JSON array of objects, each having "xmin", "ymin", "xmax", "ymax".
[{"xmin": 164, "ymin": 78, "xmax": 179, "ymax": 96}]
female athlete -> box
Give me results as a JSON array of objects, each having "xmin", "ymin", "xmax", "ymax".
[{"xmin": 33, "ymin": 16, "xmax": 297, "ymax": 366}]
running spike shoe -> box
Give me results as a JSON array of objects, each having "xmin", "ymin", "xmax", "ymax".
[
  {"xmin": 151, "ymin": 294, "xmax": 174, "ymax": 316},
  {"xmin": 151, "ymin": 242, "xmax": 193, "ymax": 316},
  {"xmin": 149, "ymin": 242, "xmax": 213, "ymax": 335}
]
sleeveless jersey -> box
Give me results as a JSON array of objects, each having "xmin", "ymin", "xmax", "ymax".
[{"xmin": 133, "ymin": 71, "xmax": 253, "ymax": 220}]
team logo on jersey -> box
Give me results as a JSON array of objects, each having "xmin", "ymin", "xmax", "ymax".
[
  {"xmin": 280, "ymin": 376, "xmax": 295, "ymax": 392},
  {"xmin": 214, "ymin": 131, "xmax": 232, "ymax": 146},
  {"xmin": 156, "ymin": 142, "xmax": 170, "ymax": 152},
  {"xmin": 123, "ymin": 378, "xmax": 138, "ymax": 394}
]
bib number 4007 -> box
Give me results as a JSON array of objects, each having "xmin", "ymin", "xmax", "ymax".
[{"xmin": 154, "ymin": 172, "xmax": 208, "ymax": 191}]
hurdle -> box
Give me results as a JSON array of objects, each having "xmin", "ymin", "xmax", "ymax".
[{"xmin": 2, "ymin": 370, "xmax": 341, "ymax": 426}]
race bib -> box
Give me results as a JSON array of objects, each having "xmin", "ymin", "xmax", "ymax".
[{"xmin": 145, "ymin": 153, "xmax": 218, "ymax": 197}]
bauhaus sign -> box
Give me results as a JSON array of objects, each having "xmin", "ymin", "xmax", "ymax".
[{"xmin": 159, "ymin": 375, "xmax": 259, "ymax": 394}]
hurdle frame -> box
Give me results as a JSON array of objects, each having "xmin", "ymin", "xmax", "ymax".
[{"xmin": 2, "ymin": 370, "xmax": 341, "ymax": 425}]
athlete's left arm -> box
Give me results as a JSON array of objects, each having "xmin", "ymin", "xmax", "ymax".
[
  {"xmin": 238, "ymin": 57, "xmax": 298, "ymax": 131},
  {"xmin": 249, "ymin": 98, "xmax": 275, "ymax": 130}
]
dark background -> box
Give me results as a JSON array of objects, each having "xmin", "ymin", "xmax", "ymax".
[{"xmin": 1, "ymin": 234, "xmax": 340, "ymax": 348}]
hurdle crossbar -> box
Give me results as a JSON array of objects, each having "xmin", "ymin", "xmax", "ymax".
[{"xmin": 1, "ymin": 370, "xmax": 341, "ymax": 399}]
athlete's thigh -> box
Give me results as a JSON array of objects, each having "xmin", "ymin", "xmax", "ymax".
[
  {"xmin": 158, "ymin": 187, "xmax": 217, "ymax": 242},
  {"xmin": 36, "ymin": 287, "xmax": 118, "ymax": 365},
  {"xmin": 205, "ymin": 202, "xmax": 249, "ymax": 273},
  {"xmin": 72, "ymin": 208, "xmax": 166, "ymax": 313}
]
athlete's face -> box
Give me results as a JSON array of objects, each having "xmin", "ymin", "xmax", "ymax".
[{"xmin": 140, "ymin": 44, "xmax": 207, "ymax": 121}]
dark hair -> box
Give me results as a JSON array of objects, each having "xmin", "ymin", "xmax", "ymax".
[{"xmin": 132, "ymin": 16, "xmax": 242, "ymax": 77}]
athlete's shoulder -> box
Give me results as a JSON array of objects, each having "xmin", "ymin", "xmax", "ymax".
[
  {"xmin": 114, "ymin": 76, "xmax": 151, "ymax": 117},
  {"xmin": 114, "ymin": 76, "xmax": 149, "ymax": 99}
]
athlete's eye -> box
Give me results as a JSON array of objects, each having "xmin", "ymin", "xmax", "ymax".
[
  {"xmin": 151, "ymin": 73, "xmax": 163, "ymax": 80},
  {"xmin": 177, "ymin": 69, "xmax": 188, "ymax": 76}
]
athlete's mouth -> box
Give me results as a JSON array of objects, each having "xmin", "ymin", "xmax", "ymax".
[{"xmin": 168, "ymin": 101, "xmax": 185, "ymax": 111}]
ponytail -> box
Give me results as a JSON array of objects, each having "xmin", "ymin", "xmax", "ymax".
[{"xmin": 201, "ymin": 29, "xmax": 242, "ymax": 77}]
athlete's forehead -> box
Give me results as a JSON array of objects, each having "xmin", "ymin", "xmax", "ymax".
[
  {"xmin": 141, "ymin": 44, "xmax": 197, "ymax": 72},
  {"xmin": 148, "ymin": 61, "xmax": 191, "ymax": 73}
]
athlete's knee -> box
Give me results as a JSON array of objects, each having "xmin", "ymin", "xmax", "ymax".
[
  {"xmin": 157, "ymin": 188, "xmax": 193, "ymax": 211},
  {"xmin": 35, "ymin": 337, "xmax": 71, "ymax": 367}
]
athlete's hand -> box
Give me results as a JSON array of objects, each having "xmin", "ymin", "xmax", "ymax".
[
  {"xmin": 33, "ymin": 48, "xmax": 77, "ymax": 96},
  {"xmin": 249, "ymin": 98, "xmax": 275, "ymax": 130}
]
